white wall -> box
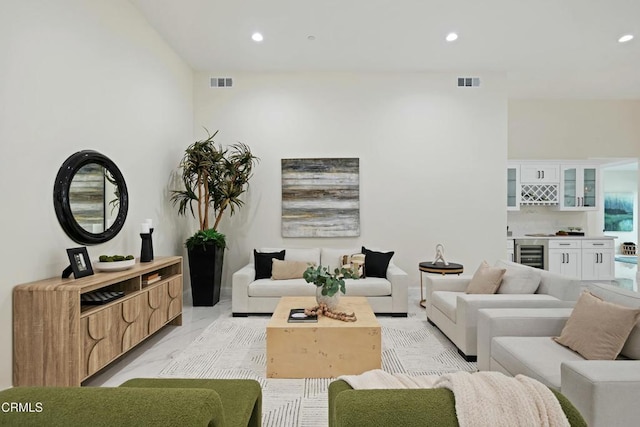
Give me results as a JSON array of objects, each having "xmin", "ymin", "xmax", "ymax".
[
  {"xmin": 194, "ymin": 72, "xmax": 508, "ymax": 293},
  {"xmin": 0, "ymin": 0, "xmax": 193, "ymax": 388},
  {"xmin": 508, "ymin": 100, "xmax": 640, "ymax": 244},
  {"xmin": 603, "ymin": 169, "xmax": 638, "ymax": 252},
  {"xmin": 508, "ymin": 100, "xmax": 640, "ymax": 160}
]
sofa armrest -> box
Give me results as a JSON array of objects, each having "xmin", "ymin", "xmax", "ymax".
[
  {"xmin": 0, "ymin": 387, "xmax": 222, "ymax": 426},
  {"xmin": 561, "ymin": 360, "xmax": 640, "ymax": 427},
  {"xmin": 476, "ymin": 308, "xmax": 573, "ymax": 371},
  {"xmin": 121, "ymin": 378, "xmax": 262, "ymax": 427},
  {"xmin": 386, "ymin": 264, "xmax": 408, "ymax": 314},
  {"xmin": 232, "ymin": 264, "xmax": 255, "ymax": 315},
  {"xmin": 424, "ymin": 275, "xmax": 472, "ymax": 293},
  {"xmin": 424, "ymin": 275, "xmax": 471, "ymax": 318},
  {"xmin": 457, "ymin": 297, "xmax": 574, "ymax": 358},
  {"xmin": 328, "ymin": 380, "xmax": 457, "ymax": 427}
]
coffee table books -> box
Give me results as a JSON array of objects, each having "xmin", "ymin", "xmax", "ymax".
[{"xmin": 287, "ymin": 308, "xmax": 318, "ymax": 323}]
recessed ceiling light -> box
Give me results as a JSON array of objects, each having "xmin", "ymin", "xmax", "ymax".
[
  {"xmin": 307, "ymin": 35, "xmax": 316, "ymax": 41},
  {"xmin": 446, "ymin": 32, "xmax": 458, "ymax": 42},
  {"xmin": 618, "ymin": 34, "xmax": 634, "ymax": 43},
  {"xmin": 251, "ymin": 32, "xmax": 264, "ymax": 42}
]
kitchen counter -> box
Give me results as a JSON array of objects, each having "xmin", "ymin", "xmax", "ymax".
[{"xmin": 511, "ymin": 235, "xmax": 615, "ymax": 240}]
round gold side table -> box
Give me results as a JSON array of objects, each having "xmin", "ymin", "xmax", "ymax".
[{"xmin": 419, "ymin": 261, "xmax": 464, "ymax": 308}]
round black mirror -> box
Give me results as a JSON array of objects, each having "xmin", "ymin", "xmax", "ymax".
[{"xmin": 53, "ymin": 150, "xmax": 128, "ymax": 245}]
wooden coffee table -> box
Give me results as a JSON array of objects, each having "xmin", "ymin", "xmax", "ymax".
[{"xmin": 266, "ymin": 296, "xmax": 381, "ymax": 378}]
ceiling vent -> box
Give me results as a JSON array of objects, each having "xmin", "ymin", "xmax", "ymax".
[
  {"xmin": 457, "ymin": 77, "xmax": 480, "ymax": 88},
  {"xmin": 210, "ymin": 77, "xmax": 233, "ymax": 88}
]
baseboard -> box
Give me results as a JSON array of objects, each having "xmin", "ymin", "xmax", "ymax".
[
  {"xmin": 458, "ymin": 348, "xmax": 477, "ymax": 362},
  {"xmin": 232, "ymin": 312, "xmax": 273, "ymax": 317}
]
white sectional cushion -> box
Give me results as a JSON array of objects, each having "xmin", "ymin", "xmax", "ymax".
[
  {"xmin": 491, "ymin": 336, "xmax": 585, "ymax": 389},
  {"xmin": 284, "ymin": 248, "xmax": 321, "ymax": 265},
  {"xmin": 343, "ymin": 278, "xmax": 391, "ymax": 297},
  {"xmin": 248, "ymin": 279, "xmax": 316, "ymax": 297},
  {"xmin": 431, "ymin": 291, "xmax": 459, "ymax": 322},
  {"xmin": 495, "ymin": 260, "xmax": 542, "ymax": 294},
  {"xmin": 320, "ymin": 248, "xmax": 360, "ymax": 272}
]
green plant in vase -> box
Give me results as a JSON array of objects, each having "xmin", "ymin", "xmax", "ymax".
[
  {"xmin": 171, "ymin": 129, "xmax": 259, "ymax": 306},
  {"xmin": 303, "ymin": 265, "xmax": 359, "ymax": 310}
]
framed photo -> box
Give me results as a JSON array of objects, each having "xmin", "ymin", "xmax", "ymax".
[{"xmin": 66, "ymin": 247, "xmax": 94, "ymax": 278}]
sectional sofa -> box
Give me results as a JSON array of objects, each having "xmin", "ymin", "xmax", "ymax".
[
  {"xmin": 477, "ymin": 282, "xmax": 640, "ymax": 427},
  {"xmin": 424, "ymin": 260, "xmax": 582, "ymax": 359},
  {"xmin": 232, "ymin": 247, "xmax": 408, "ymax": 316}
]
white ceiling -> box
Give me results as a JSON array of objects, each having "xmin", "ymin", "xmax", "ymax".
[{"xmin": 130, "ymin": 0, "xmax": 640, "ymax": 99}]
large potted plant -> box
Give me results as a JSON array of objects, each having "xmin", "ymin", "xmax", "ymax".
[{"xmin": 172, "ymin": 129, "xmax": 259, "ymax": 306}]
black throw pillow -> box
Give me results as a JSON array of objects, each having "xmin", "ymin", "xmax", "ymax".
[
  {"xmin": 361, "ymin": 247, "xmax": 394, "ymax": 278},
  {"xmin": 254, "ymin": 250, "xmax": 286, "ymax": 279}
]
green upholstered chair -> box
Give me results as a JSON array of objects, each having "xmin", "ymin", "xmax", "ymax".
[
  {"xmin": 0, "ymin": 378, "xmax": 261, "ymax": 427},
  {"xmin": 328, "ymin": 379, "xmax": 586, "ymax": 427}
]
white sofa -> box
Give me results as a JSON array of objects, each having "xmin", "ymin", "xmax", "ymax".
[
  {"xmin": 477, "ymin": 282, "xmax": 640, "ymax": 427},
  {"xmin": 424, "ymin": 260, "xmax": 581, "ymax": 360},
  {"xmin": 232, "ymin": 247, "xmax": 408, "ymax": 316}
]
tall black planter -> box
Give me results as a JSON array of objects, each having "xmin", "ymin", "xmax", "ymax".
[{"xmin": 188, "ymin": 244, "xmax": 224, "ymax": 306}]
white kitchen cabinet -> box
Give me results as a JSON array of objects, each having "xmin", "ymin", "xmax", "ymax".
[
  {"xmin": 548, "ymin": 240, "xmax": 582, "ymax": 279},
  {"xmin": 558, "ymin": 165, "xmax": 598, "ymax": 211},
  {"xmin": 520, "ymin": 164, "xmax": 560, "ymax": 184},
  {"xmin": 506, "ymin": 239, "xmax": 515, "ymax": 262},
  {"xmin": 581, "ymin": 240, "xmax": 615, "ymax": 280},
  {"xmin": 507, "ymin": 164, "xmax": 520, "ymax": 211}
]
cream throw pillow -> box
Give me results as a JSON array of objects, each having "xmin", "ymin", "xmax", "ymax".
[
  {"xmin": 271, "ymin": 259, "xmax": 311, "ymax": 280},
  {"xmin": 554, "ymin": 291, "xmax": 640, "ymax": 360},
  {"xmin": 465, "ymin": 261, "xmax": 506, "ymax": 294}
]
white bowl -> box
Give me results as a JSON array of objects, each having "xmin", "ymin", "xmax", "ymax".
[{"xmin": 94, "ymin": 259, "xmax": 136, "ymax": 272}]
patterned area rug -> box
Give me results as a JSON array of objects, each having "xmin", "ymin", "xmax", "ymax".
[{"xmin": 160, "ymin": 309, "xmax": 476, "ymax": 427}]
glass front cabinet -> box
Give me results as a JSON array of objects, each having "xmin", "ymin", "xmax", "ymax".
[
  {"xmin": 507, "ymin": 164, "xmax": 520, "ymax": 211},
  {"xmin": 558, "ymin": 165, "xmax": 598, "ymax": 211}
]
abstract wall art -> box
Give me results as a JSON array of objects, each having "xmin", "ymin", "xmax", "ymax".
[
  {"xmin": 281, "ymin": 158, "xmax": 360, "ymax": 237},
  {"xmin": 604, "ymin": 192, "xmax": 634, "ymax": 232}
]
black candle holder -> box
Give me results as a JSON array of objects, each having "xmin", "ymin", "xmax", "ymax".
[{"xmin": 140, "ymin": 228, "xmax": 154, "ymax": 262}]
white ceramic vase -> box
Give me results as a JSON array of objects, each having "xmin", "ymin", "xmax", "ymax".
[{"xmin": 315, "ymin": 286, "xmax": 339, "ymax": 310}]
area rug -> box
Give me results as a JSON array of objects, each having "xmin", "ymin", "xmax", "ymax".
[{"xmin": 159, "ymin": 311, "xmax": 476, "ymax": 427}]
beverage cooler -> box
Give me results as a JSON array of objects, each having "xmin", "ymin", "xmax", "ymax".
[{"xmin": 514, "ymin": 239, "xmax": 548, "ymax": 270}]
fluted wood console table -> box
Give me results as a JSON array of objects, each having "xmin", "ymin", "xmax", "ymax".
[{"xmin": 13, "ymin": 256, "xmax": 182, "ymax": 386}]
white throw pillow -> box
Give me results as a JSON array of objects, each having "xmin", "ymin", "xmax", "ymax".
[{"xmin": 494, "ymin": 260, "xmax": 541, "ymax": 294}]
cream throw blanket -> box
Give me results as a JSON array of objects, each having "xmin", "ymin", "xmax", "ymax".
[{"xmin": 338, "ymin": 370, "xmax": 570, "ymax": 427}]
